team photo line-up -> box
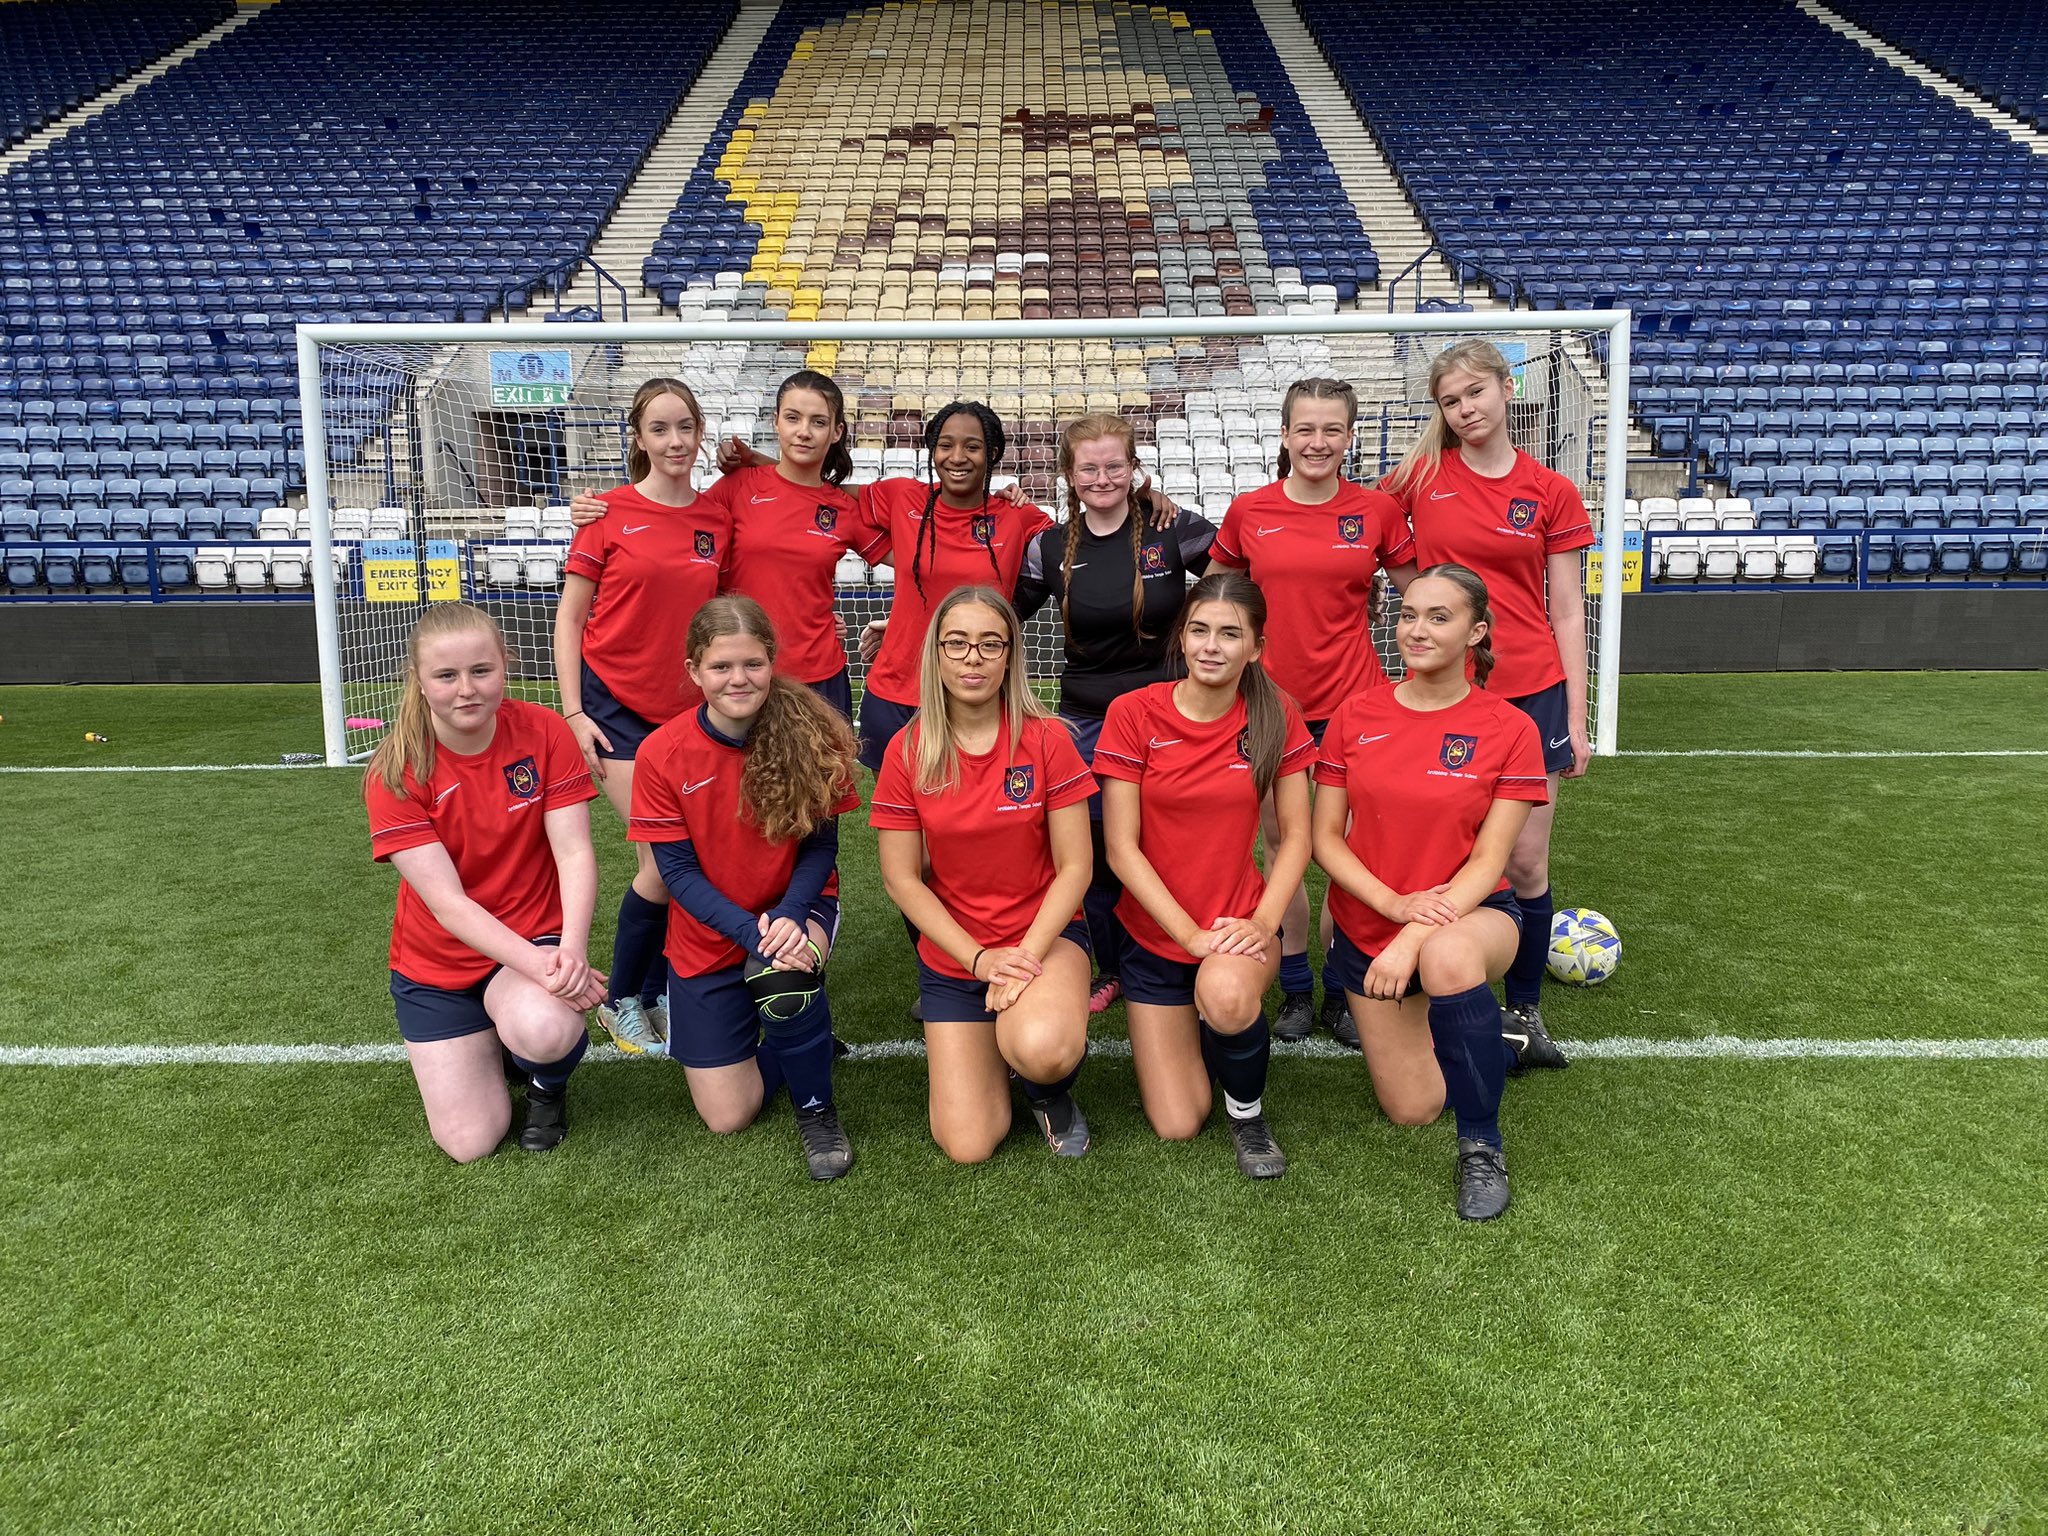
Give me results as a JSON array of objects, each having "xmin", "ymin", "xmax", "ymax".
[{"xmin": 366, "ymin": 342, "xmax": 1592, "ymax": 1221}]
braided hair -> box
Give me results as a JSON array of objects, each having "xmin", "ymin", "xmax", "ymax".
[{"xmin": 910, "ymin": 401, "xmax": 1008, "ymax": 598}]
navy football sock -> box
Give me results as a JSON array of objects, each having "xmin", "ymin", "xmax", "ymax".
[
  {"xmin": 1429, "ymin": 984, "xmax": 1507, "ymax": 1148},
  {"xmin": 1204, "ymin": 1014, "xmax": 1271, "ymax": 1119},
  {"xmin": 1278, "ymin": 951, "xmax": 1313, "ymax": 994},
  {"xmin": 608, "ymin": 888, "xmax": 668, "ymax": 1004},
  {"xmin": 755, "ymin": 1035, "xmax": 786, "ymax": 1104},
  {"xmin": 1504, "ymin": 886, "xmax": 1553, "ymax": 1007},
  {"xmin": 639, "ymin": 956, "xmax": 669, "ymax": 1010},
  {"xmin": 762, "ymin": 991, "xmax": 835, "ymax": 1113},
  {"xmin": 1017, "ymin": 1060, "xmax": 1082, "ymax": 1105},
  {"xmin": 511, "ymin": 1031, "xmax": 587, "ymax": 1096},
  {"xmin": 1082, "ymin": 819, "xmax": 1124, "ymax": 977}
]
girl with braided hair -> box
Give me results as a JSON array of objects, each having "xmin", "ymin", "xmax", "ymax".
[
  {"xmin": 843, "ymin": 401, "xmax": 1053, "ymax": 771},
  {"xmin": 1012, "ymin": 413, "xmax": 1214, "ymax": 1014}
]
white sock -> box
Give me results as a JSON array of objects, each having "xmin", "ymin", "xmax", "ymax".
[{"xmin": 1224, "ymin": 1092, "xmax": 1262, "ymax": 1121}]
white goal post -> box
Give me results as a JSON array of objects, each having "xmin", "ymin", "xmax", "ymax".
[{"xmin": 297, "ymin": 313, "xmax": 1631, "ymax": 767}]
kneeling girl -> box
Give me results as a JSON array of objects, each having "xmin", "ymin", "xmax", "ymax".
[
  {"xmin": 1094, "ymin": 570, "xmax": 1315, "ymax": 1179},
  {"xmin": 365, "ymin": 603, "xmax": 603, "ymax": 1163},
  {"xmin": 629, "ymin": 596, "xmax": 862, "ymax": 1180},
  {"xmin": 873, "ymin": 585, "xmax": 1098, "ymax": 1162},
  {"xmin": 1310, "ymin": 564, "xmax": 1550, "ymax": 1221}
]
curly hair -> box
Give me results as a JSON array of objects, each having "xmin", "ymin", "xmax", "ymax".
[
  {"xmin": 910, "ymin": 400, "xmax": 1008, "ymax": 598},
  {"xmin": 687, "ymin": 596, "xmax": 856, "ymax": 843}
]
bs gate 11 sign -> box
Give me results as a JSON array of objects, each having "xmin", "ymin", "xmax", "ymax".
[{"xmin": 489, "ymin": 349, "xmax": 573, "ymax": 407}]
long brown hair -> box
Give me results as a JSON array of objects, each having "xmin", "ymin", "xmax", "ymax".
[
  {"xmin": 1175, "ymin": 570, "xmax": 1292, "ymax": 797},
  {"xmin": 1383, "ymin": 340, "xmax": 1516, "ymax": 498},
  {"xmin": 364, "ymin": 602, "xmax": 509, "ymax": 799},
  {"xmin": 688, "ymin": 596, "xmax": 856, "ymax": 843},
  {"xmin": 1057, "ymin": 413, "xmax": 1148, "ymax": 639},
  {"xmin": 625, "ymin": 376, "xmax": 705, "ymax": 483},
  {"xmin": 1411, "ymin": 562, "xmax": 1498, "ymax": 689},
  {"xmin": 912, "ymin": 584, "xmax": 1048, "ymax": 794},
  {"xmin": 1275, "ymin": 377, "xmax": 1358, "ymax": 480}
]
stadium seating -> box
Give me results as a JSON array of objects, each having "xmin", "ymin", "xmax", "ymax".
[
  {"xmin": 0, "ymin": 0, "xmax": 231, "ymax": 149},
  {"xmin": 643, "ymin": 0, "xmax": 1375, "ymax": 321},
  {"xmin": 1830, "ymin": 0, "xmax": 2048, "ymax": 130},
  {"xmin": 1293, "ymin": 0, "xmax": 2048, "ymax": 528},
  {"xmin": 0, "ymin": 0, "xmax": 736, "ymax": 531}
]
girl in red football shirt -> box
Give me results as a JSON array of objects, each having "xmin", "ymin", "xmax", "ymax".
[
  {"xmin": 554, "ymin": 376, "xmax": 727, "ymax": 1060},
  {"xmin": 570, "ymin": 370, "xmax": 864, "ymax": 721},
  {"xmin": 628, "ymin": 597, "xmax": 862, "ymax": 1181},
  {"xmin": 365, "ymin": 603, "xmax": 604, "ymax": 1163},
  {"xmin": 873, "ymin": 585, "xmax": 1097, "ymax": 1162},
  {"xmin": 845, "ymin": 402, "xmax": 1052, "ymax": 772},
  {"xmin": 1311, "ymin": 565, "xmax": 1550, "ymax": 1221},
  {"xmin": 1383, "ymin": 341, "xmax": 1591, "ymax": 1065},
  {"xmin": 1095, "ymin": 570, "xmax": 1315, "ymax": 1180},
  {"xmin": 1208, "ymin": 378, "xmax": 1418, "ymax": 1048}
]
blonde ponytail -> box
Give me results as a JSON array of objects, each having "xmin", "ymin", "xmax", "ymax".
[
  {"xmin": 1385, "ymin": 340, "xmax": 1517, "ymax": 498},
  {"xmin": 365, "ymin": 603, "xmax": 511, "ymax": 799}
]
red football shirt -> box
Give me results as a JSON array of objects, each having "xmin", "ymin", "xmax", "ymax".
[
  {"xmin": 626, "ymin": 708, "xmax": 860, "ymax": 977},
  {"xmin": 711, "ymin": 464, "xmax": 862, "ymax": 685},
  {"xmin": 366, "ymin": 698, "xmax": 598, "ymax": 988},
  {"xmin": 564, "ymin": 484, "xmax": 729, "ymax": 722},
  {"xmin": 1091, "ymin": 681, "xmax": 1316, "ymax": 964},
  {"xmin": 1208, "ymin": 478, "xmax": 1414, "ymax": 721},
  {"xmin": 1313, "ymin": 683, "xmax": 1549, "ymax": 956},
  {"xmin": 1385, "ymin": 447, "xmax": 1595, "ymax": 698},
  {"xmin": 850, "ymin": 478, "xmax": 1052, "ymax": 705},
  {"xmin": 869, "ymin": 714, "xmax": 1097, "ymax": 979}
]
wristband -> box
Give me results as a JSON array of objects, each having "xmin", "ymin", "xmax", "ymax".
[
  {"xmin": 565, "ymin": 709, "xmax": 586, "ymax": 720},
  {"xmin": 970, "ymin": 947, "xmax": 986, "ymax": 980}
]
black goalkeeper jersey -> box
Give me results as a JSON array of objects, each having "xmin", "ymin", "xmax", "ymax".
[{"xmin": 1014, "ymin": 507, "xmax": 1215, "ymax": 719}]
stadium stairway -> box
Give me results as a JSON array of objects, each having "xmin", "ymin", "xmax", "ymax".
[
  {"xmin": 1800, "ymin": 0, "xmax": 2048, "ymax": 156},
  {"xmin": 1253, "ymin": 0, "xmax": 1658, "ymax": 484},
  {"xmin": 0, "ymin": 6, "xmax": 260, "ymax": 176},
  {"xmin": 542, "ymin": 0, "xmax": 779, "ymax": 321}
]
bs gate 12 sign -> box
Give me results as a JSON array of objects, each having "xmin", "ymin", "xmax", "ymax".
[{"xmin": 489, "ymin": 349, "xmax": 573, "ymax": 407}]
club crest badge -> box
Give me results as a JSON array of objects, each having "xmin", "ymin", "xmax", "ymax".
[
  {"xmin": 1004, "ymin": 765, "xmax": 1034, "ymax": 803},
  {"xmin": 1337, "ymin": 513, "xmax": 1364, "ymax": 545},
  {"xmin": 1439, "ymin": 734, "xmax": 1478, "ymax": 771},
  {"xmin": 694, "ymin": 530, "xmax": 717, "ymax": 559},
  {"xmin": 970, "ymin": 513, "xmax": 996, "ymax": 547},
  {"xmin": 814, "ymin": 503, "xmax": 838, "ymax": 532},
  {"xmin": 504, "ymin": 756, "xmax": 539, "ymax": 799},
  {"xmin": 1507, "ymin": 498, "xmax": 1538, "ymax": 530},
  {"xmin": 1139, "ymin": 542, "xmax": 1167, "ymax": 575}
]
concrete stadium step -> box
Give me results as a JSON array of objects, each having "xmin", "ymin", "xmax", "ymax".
[
  {"xmin": 0, "ymin": 7, "xmax": 263, "ymax": 175},
  {"xmin": 1251, "ymin": 0, "xmax": 1482, "ymax": 311},
  {"xmin": 534, "ymin": 0, "xmax": 781, "ymax": 320},
  {"xmin": 1798, "ymin": 0, "xmax": 2048, "ymax": 156}
]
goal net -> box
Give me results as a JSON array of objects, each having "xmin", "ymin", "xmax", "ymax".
[{"xmin": 298, "ymin": 316, "xmax": 1630, "ymax": 765}]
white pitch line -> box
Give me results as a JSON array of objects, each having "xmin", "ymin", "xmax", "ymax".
[
  {"xmin": 4, "ymin": 1036, "xmax": 2045, "ymax": 1068},
  {"xmin": 1617, "ymin": 749, "xmax": 2048, "ymax": 760}
]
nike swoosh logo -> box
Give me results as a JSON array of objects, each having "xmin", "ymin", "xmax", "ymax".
[
  {"xmin": 678, "ymin": 777, "xmax": 718, "ymax": 795},
  {"xmin": 433, "ymin": 784, "xmax": 459, "ymax": 805},
  {"xmin": 1549, "ymin": 736, "xmax": 1570, "ymax": 749},
  {"xmin": 1068, "ymin": 561, "xmax": 1086, "ymax": 569},
  {"xmin": 1356, "ymin": 732, "xmax": 1391, "ymax": 745},
  {"xmin": 1255, "ymin": 525, "xmax": 1284, "ymax": 536},
  {"xmin": 1148, "ymin": 736, "xmax": 1183, "ymax": 750},
  {"xmin": 750, "ymin": 494, "xmax": 776, "ymax": 504},
  {"xmin": 1429, "ymin": 490, "xmax": 1459, "ymax": 501},
  {"xmin": 620, "ymin": 524, "xmax": 650, "ymax": 534}
]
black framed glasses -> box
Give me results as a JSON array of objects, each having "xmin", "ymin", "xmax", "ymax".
[{"xmin": 937, "ymin": 636, "xmax": 1012, "ymax": 661}]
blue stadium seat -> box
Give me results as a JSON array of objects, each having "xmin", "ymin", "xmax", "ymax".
[{"xmin": 3, "ymin": 549, "xmax": 42, "ymax": 590}]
